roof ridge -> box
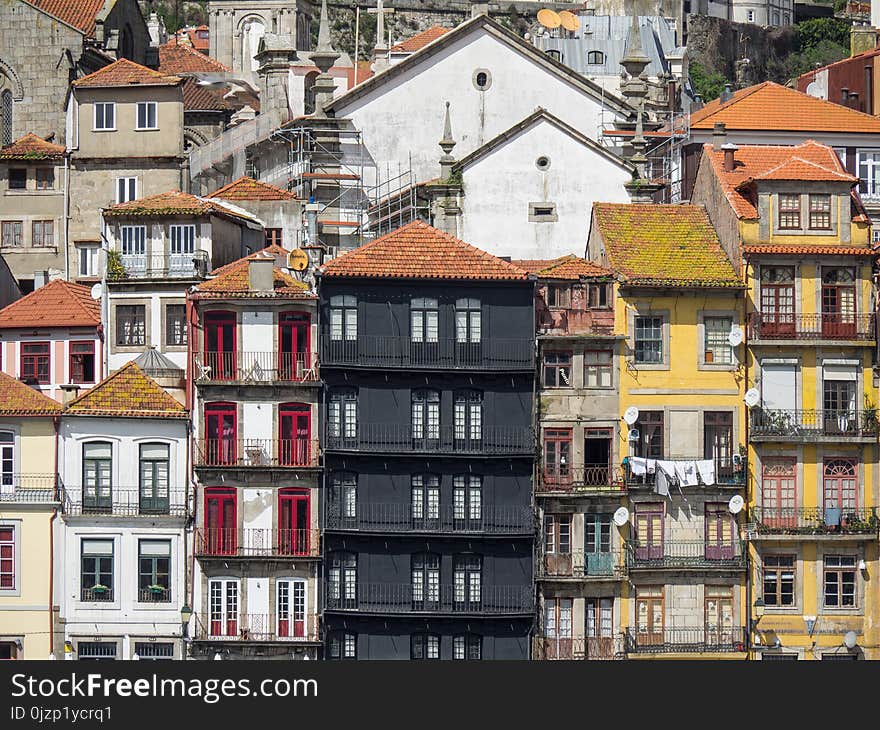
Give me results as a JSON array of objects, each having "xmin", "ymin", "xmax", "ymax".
[
  {"xmin": 72, "ymin": 58, "xmax": 181, "ymax": 87},
  {"xmin": 65, "ymin": 361, "xmax": 185, "ymax": 414},
  {"xmin": 691, "ymin": 81, "xmax": 770, "ymax": 122},
  {"xmin": 65, "ymin": 361, "xmax": 137, "ymax": 410},
  {"xmin": 0, "ymin": 278, "xmax": 99, "ymax": 327},
  {"xmin": 0, "ymin": 370, "xmax": 63, "ymax": 414}
]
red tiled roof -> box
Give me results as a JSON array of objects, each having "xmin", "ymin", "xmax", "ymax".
[
  {"xmin": 174, "ymin": 25, "xmax": 210, "ymax": 53},
  {"xmin": 65, "ymin": 362, "xmax": 187, "ymax": 418},
  {"xmin": 25, "ymin": 0, "xmax": 104, "ymax": 36},
  {"xmin": 72, "ymin": 58, "xmax": 182, "ymax": 88},
  {"xmin": 319, "ymin": 220, "xmax": 529, "ymax": 281},
  {"xmin": 181, "ymin": 77, "xmax": 229, "ymax": 112},
  {"xmin": 206, "ymin": 176, "xmax": 296, "ymax": 201},
  {"xmin": 690, "ymin": 81, "xmax": 880, "ymax": 134},
  {"xmin": 390, "ymin": 26, "xmax": 451, "ymax": 53},
  {"xmin": 592, "ymin": 203, "xmax": 741, "ymax": 288},
  {"xmin": 0, "ymin": 279, "xmax": 100, "ymax": 329},
  {"xmin": 0, "ymin": 371, "xmax": 62, "ymax": 416},
  {"xmin": 159, "ymin": 40, "xmax": 230, "ymax": 74},
  {"xmin": 744, "ymin": 156, "xmax": 857, "ymax": 184},
  {"xmin": 347, "ymin": 61, "xmax": 374, "ymax": 87},
  {"xmin": 0, "ymin": 132, "xmax": 65, "ymax": 160},
  {"xmin": 514, "ymin": 254, "xmax": 612, "ymax": 280},
  {"xmin": 197, "ymin": 250, "xmax": 313, "ymax": 298},
  {"xmin": 743, "ymin": 244, "xmax": 876, "ymax": 256},
  {"xmin": 104, "ymin": 190, "xmax": 258, "ymax": 224}
]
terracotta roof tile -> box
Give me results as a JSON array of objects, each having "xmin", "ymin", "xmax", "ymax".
[
  {"xmin": 320, "ymin": 220, "xmax": 529, "ymax": 281},
  {"xmin": 743, "ymin": 244, "xmax": 876, "ymax": 256},
  {"xmin": 65, "ymin": 362, "xmax": 187, "ymax": 418},
  {"xmin": 25, "ymin": 0, "xmax": 104, "ymax": 36},
  {"xmin": 197, "ymin": 250, "xmax": 313, "ymax": 298},
  {"xmin": 0, "ymin": 279, "xmax": 100, "ymax": 329},
  {"xmin": 72, "ymin": 58, "xmax": 182, "ymax": 88},
  {"xmin": 745, "ymin": 156, "xmax": 858, "ymax": 184},
  {"xmin": 104, "ymin": 190, "xmax": 258, "ymax": 224},
  {"xmin": 690, "ymin": 81, "xmax": 880, "ymax": 134},
  {"xmin": 180, "ymin": 77, "xmax": 229, "ymax": 112},
  {"xmin": 206, "ymin": 176, "xmax": 296, "ymax": 201},
  {"xmin": 515, "ymin": 254, "xmax": 613, "ymax": 280},
  {"xmin": 158, "ymin": 40, "xmax": 230, "ymax": 74},
  {"xmin": 0, "ymin": 133, "xmax": 65, "ymax": 161},
  {"xmin": 0, "ymin": 371, "xmax": 62, "ymax": 416},
  {"xmin": 592, "ymin": 203, "xmax": 741, "ymax": 288},
  {"xmin": 390, "ymin": 26, "xmax": 451, "ymax": 53}
]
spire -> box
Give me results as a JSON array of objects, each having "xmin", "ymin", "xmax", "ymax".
[
  {"xmin": 316, "ymin": 0, "xmax": 333, "ymax": 53},
  {"xmin": 369, "ymin": 0, "xmax": 395, "ymax": 73},
  {"xmin": 620, "ymin": 15, "xmax": 650, "ymax": 80},
  {"xmin": 311, "ymin": 0, "xmax": 341, "ymax": 116},
  {"xmin": 439, "ymin": 101, "xmax": 457, "ymax": 179}
]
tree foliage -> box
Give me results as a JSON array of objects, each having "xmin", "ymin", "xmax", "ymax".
[{"xmin": 689, "ymin": 61, "xmax": 728, "ymax": 102}]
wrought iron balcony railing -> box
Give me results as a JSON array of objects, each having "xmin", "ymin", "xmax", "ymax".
[
  {"xmin": 325, "ymin": 503, "xmax": 533, "ymax": 534},
  {"xmin": 0, "ymin": 474, "xmax": 60, "ymax": 503},
  {"xmin": 624, "ymin": 627, "xmax": 748, "ymax": 654},
  {"xmin": 62, "ymin": 486, "xmax": 186, "ymax": 517},
  {"xmin": 193, "ymin": 351, "xmax": 318, "ymax": 384},
  {"xmin": 324, "ymin": 423, "xmax": 534, "ymax": 455},
  {"xmin": 624, "ymin": 455, "xmax": 746, "ymax": 487},
  {"xmin": 321, "ymin": 336, "xmax": 535, "ymax": 370},
  {"xmin": 625, "ymin": 540, "xmax": 746, "ymax": 569},
  {"xmin": 749, "ymin": 311, "xmax": 875, "ymax": 342},
  {"xmin": 533, "ymin": 635, "xmax": 624, "ymax": 660},
  {"xmin": 193, "ymin": 614, "xmax": 320, "ymax": 642},
  {"xmin": 537, "ymin": 465, "xmax": 626, "ymax": 494},
  {"xmin": 115, "ymin": 250, "xmax": 210, "ymax": 280},
  {"xmin": 537, "ymin": 550, "xmax": 625, "ymax": 579},
  {"xmin": 81, "ymin": 586, "xmax": 114, "ymax": 602},
  {"xmin": 194, "ymin": 528, "xmax": 321, "ymax": 558},
  {"xmin": 138, "ymin": 586, "xmax": 172, "ymax": 603},
  {"xmin": 194, "ymin": 438, "xmax": 320, "ymax": 468},
  {"xmin": 749, "ymin": 409, "xmax": 879, "ymax": 439},
  {"xmin": 324, "ymin": 584, "xmax": 534, "ymax": 614},
  {"xmin": 751, "ymin": 506, "xmax": 879, "ymax": 535}
]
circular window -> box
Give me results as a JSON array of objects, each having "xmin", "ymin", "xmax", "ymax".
[
  {"xmin": 535, "ymin": 155, "xmax": 551, "ymax": 172},
  {"xmin": 472, "ymin": 68, "xmax": 492, "ymax": 91}
]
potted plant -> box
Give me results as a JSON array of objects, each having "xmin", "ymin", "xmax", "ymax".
[
  {"xmin": 91, "ymin": 583, "xmax": 109, "ymax": 595},
  {"xmin": 106, "ymin": 249, "xmax": 128, "ymax": 281},
  {"xmin": 148, "ymin": 584, "xmax": 166, "ymax": 595}
]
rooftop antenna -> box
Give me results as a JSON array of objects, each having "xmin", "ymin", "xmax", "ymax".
[
  {"xmin": 537, "ymin": 8, "xmax": 562, "ymax": 38},
  {"xmin": 558, "ymin": 10, "xmax": 580, "ymax": 39}
]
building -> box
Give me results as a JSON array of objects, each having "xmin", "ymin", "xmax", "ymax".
[
  {"xmin": 0, "ymin": 371, "xmax": 63, "ymax": 659},
  {"xmin": 189, "ymin": 249, "xmax": 322, "ymax": 660},
  {"xmin": 0, "ymin": 279, "xmax": 102, "ymax": 402},
  {"xmin": 693, "ymin": 139, "xmax": 880, "ymax": 660},
  {"xmin": 587, "ymin": 202, "xmax": 749, "ymax": 659},
  {"xmin": 317, "ymin": 221, "xmax": 535, "ymax": 660},
  {"xmin": 205, "ymin": 177, "xmax": 302, "ymax": 250},
  {"xmin": 797, "ymin": 45, "xmax": 880, "ymax": 117},
  {"xmin": 57, "ymin": 362, "xmax": 189, "ymax": 661}
]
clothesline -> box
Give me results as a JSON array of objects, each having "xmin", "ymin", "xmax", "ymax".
[{"xmin": 626, "ymin": 457, "xmax": 719, "ymax": 498}]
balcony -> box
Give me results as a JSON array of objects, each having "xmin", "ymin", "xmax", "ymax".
[
  {"xmin": 138, "ymin": 586, "xmax": 172, "ymax": 603},
  {"xmin": 193, "ymin": 614, "xmax": 320, "ymax": 643},
  {"xmin": 193, "ymin": 351, "xmax": 318, "ymax": 384},
  {"xmin": 325, "ymin": 504, "xmax": 533, "ymax": 535},
  {"xmin": 537, "ymin": 465, "xmax": 626, "ymax": 495},
  {"xmin": 194, "ymin": 528, "xmax": 321, "ymax": 558},
  {"xmin": 749, "ymin": 409, "xmax": 879, "ymax": 441},
  {"xmin": 194, "ymin": 439, "xmax": 320, "ymax": 468},
  {"xmin": 624, "ymin": 627, "xmax": 747, "ymax": 655},
  {"xmin": 324, "ymin": 584, "xmax": 534, "ymax": 615},
  {"xmin": 324, "ymin": 424, "xmax": 534, "ymax": 456},
  {"xmin": 624, "ymin": 455, "xmax": 746, "ymax": 488},
  {"xmin": 320, "ymin": 336, "xmax": 534, "ymax": 371},
  {"xmin": 536, "ymin": 305, "xmax": 616, "ymax": 338},
  {"xmin": 625, "ymin": 540, "xmax": 746, "ymax": 570},
  {"xmin": 749, "ymin": 312, "xmax": 875, "ymax": 343},
  {"xmin": 0, "ymin": 474, "xmax": 60, "ymax": 504},
  {"xmin": 538, "ymin": 550, "xmax": 625, "ymax": 579},
  {"xmin": 751, "ymin": 507, "xmax": 879, "ymax": 537},
  {"xmin": 533, "ymin": 635, "xmax": 624, "ymax": 660},
  {"xmin": 114, "ymin": 250, "xmax": 210, "ymax": 280},
  {"xmin": 81, "ymin": 586, "xmax": 114, "ymax": 602},
  {"xmin": 62, "ymin": 486, "xmax": 186, "ymax": 517}
]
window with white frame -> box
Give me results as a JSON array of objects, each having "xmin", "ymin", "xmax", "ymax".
[
  {"xmin": 208, "ymin": 578, "xmax": 239, "ymax": 637},
  {"xmin": 411, "ymin": 633, "xmax": 440, "ymax": 660},
  {"xmin": 331, "ymin": 472, "xmax": 357, "ymax": 524},
  {"xmin": 139, "ymin": 443, "xmax": 169, "ymax": 515},
  {"xmin": 704, "ymin": 316, "xmax": 733, "ymax": 365},
  {"xmin": 116, "ymin": 177, "xmax": 137, "ymax": 204},
  {"xmin": 136, "ymin": 102, "xmax": 158, "ymax": 130},
  {"xmin": 329, "ymin": 295, "xmax": 357, "ymax": 341},
  {"xmin": 328, "ymin": 389, "xmax": 357, "ymax": 440},
  {"xmin": 78, "ymin": 244, "xmax": 100, "ymax": 277},
  {"xmin": 94, "ymin": 102, "xmax": 115, "ymax": 130},
  {"xmin": 328, "ymin": 552, "xmax": 357, "ymax": 608},
  {"xmin": 277, "ymin": 579, "xmax": 307, "ymax": 638},
  {"xmin": 453, "ymin": 475, "xmax": 482, "ymax": 524},
  {"xmin": 455, "ymin": 298, "xmax": 481, "ymax": 343},
  {"xmin": 169, "ymin": 224, "xmax": 195, "ymax": 256},
  {"xmin": 328, "ymin": 631, "xmax": 356, "ymax": 659},
  {"xmin": 115, "ymin": 304, "xmax": 146, "ymax": 346},
  {"xmin": 411, "ymin": 389, "xmax": 440, "ymax": 442},
  {"xmin": 80, "ymin": 538, "xmax": 114, "ymax": 601},
  {"xmin": 120, "ymin": 225, "xmax": 145, "ymax": 257},
  {"xmin": 0, "ymin": 431, "xmax": 13, "ymax": 491},
  {"xmin": 634, "ymin": 316, "xmax": 664, "ymax": 364},
  {"xmin": 454, "ymin": 390, "xmax": 482, "ymax": 442},
  {"xmin": 411, "ymin": 474, "xmax": 439, "ymax": 523},
  {"xmin": 411, "ymin": 297, "xmax": 439, "ymax": 343},
  {"xmin": 857, "ymin": 150, "xmax": 880, "ymax": 196},
  {"xmin": 137, "ymin": 540, "xmax": 171, "ymax": 602},
  {"xmin": 82, "ymin": 442, "xmax": 112, "ymax": 511},
  {"xmin": 453, "ymin": 634, "xmax": 481, "ymax": 660},
  {"xmin": 412, "ymin": 553, "xmax": 440, "ymax": 609}
]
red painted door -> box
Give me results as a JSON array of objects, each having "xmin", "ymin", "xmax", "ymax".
[
  {"xmin": 761, "ymin": 283, "xmax": 795, "ymax": 336},
  {"xmin": 205, "ymin": 403, "xmax": 236, "ymax": 465},
  {"xmin": 205, "ymin": 487, "xmax": 236, "ymax": 555},
  {"xmin": 279, "ymin": 488, "xmax": 310, "ymax": 555},
  {"xmin": 204, "ymin": 311, "xmax": 236, "ymax": 380},
  {"xmin": 279, "ymin": 312, "xmax": 310, "ymax": 380},
  {"xmin": 279, "ymin": 403, "xmax": 310, "ymax": 466}
]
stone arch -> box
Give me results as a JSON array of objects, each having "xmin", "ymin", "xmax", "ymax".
[
  {"xmin": 238, "ymin": 14, "xmax": 267, "ymax": 74},
  {"xmin": 0, "ymin": 58, "xmax": 25, "ymax": 100},
  {"xmin": 184, "ymin": 126, "xmax": 211, "ymax": 152}
]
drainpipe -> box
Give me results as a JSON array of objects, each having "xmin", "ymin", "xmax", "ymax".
[
  {"xmin": 183, "ymin": 415, "xmax": 192, "ymax": 659},
  {"xmin": 49, "ymin": 413, "xmax": 60, "ymax": 658},
  {"xmin": 63, "ymin": 154, "xmax": 70, "ymax": 282},
  {"xmin": 185, "ymin": 293, "xmax": 197, "ymax": 656}
]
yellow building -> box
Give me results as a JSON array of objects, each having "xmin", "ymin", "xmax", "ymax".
[
  {"xmin": 588, "ymin": 202, "xmax": 748, "ymax": 659},
  {"xmin": 0, "ymin": 371, "xmax": 62, "ymax": 659},
  {"xmin": 694, "ymin": 139, "xmax": 879, "ymax": 660}
]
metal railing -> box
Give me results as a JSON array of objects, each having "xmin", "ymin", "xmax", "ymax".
[
  {"xmin": 751, "ymin": 506, "xmax": 880, "ymax": 535},
  {"xmin": 320, "ymin": 336, "xmax": 535, "ymax": 370},
  {"xmin": 624, "ymin": 627, "xmax": 747, "ymax": 654},
  {"xmin": 537, "ymin": 465, "xmax": 626, "ymax": 494},
  {"xmin": 325, "ymin": 504, "xmax": 533, "ymax": 534},
  {"xmin": 537, "ymin": 550, "xmax": 625, "ymax": 579},
  {"xmin": 193, "ymin": 351, "xmax": 318, "ymax": 384},
  {"xmin": 625, "ymin": 540, "xmax": 746, "ymax": 569},
  {"xmin": 81, "ymin": 586, "xmax": 114, "ymax": 602},
  {"xmin": 194, "ymin": 528, "xmax": 321, "ymax": 558},
  {"xmin": 0, "ymin": 474, "xmax": 59, "ymax": 503},
  {"xmin": 624, "ymin": 455, "xmax": 746, "ymax": 487},
  {"xmin": 138, "ymin": 587, "xmax": 172, "ymax": 603},
  {"xmin": 193, "ymin": 614, "xmax": 320, "ymax": 642},
  {"xmin": 325, "ymin": 584, "xmax": 534, "ymax": 614},
  {"xmin": 194, "ymin": 439, "xmax": 320, "ymax": 468},
  {"xmin": 533, "ymin": 635, "xmax": 624, "ymax": 660},
  {"xmin": 749, "ymin": 409, "xmax": 880, "ymax": 439},
  {"xmin": 62, "ymin": 486, "xmax": 186, "ymax": 517},
  {"xmin": 324, "ymin": 424, "xmax": 534, "ymax": 455},
  {"xmin": 749, "ymin": 311, "xmax": 875, "ymax": 341},
  {"xmin": 116, "ymin": 250, "xmax": 210, "ymax": 280}
]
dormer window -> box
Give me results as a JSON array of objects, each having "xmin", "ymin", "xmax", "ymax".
[
  {"xmin": 778, "ymin": 194, "xmax": 801, "ymax": 230},
  {"xmin": 809, "ymin": 194, "xmax": 832, "ymax": 230},
  {"xmin": 587, "ymin": 51, "xmax": 605, "ymax": 65}
]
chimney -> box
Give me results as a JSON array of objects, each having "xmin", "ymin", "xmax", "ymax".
[
  {"xmin": 721, "ymin": 142, "xmax": 739, "ymax": 173},
  {"xmin": 841, "ymin": 87, "xmax": 850, "ymax": 104},
  {"xmin": 248, "ymin": 256, "xmax": 274, "ymax": 292},
  {"xmin": 712, "ymin": 122, "xmax": 727, "ymax": 151},
  {"xmin": 719, "ymin": 83, "xmax": 734, "ymax": 104},
  {"xmin": 59, "ymin": 384, "xmax": 81, "ymax": 405}
]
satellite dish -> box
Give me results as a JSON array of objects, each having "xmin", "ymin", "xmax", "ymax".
[
  {"xmin": 728, "ymin": 495, "xmax": 744, "ymax": 515},
  {"xmin": 537, "ymin": 8, "xmax": 562, "ymax": 29},
  {"xmin": 613, "ymin": 507, "xmax": 630, "ymax": 527},
  {"xmin": 744, "ymin": 388, "xmax": 760, "ymax": 408},
  {"xmin": 844, "ymin": 630, "xmax": 858, "ymax": 649},
  {"xmin": 627, "ymin": 428, "xmax": 640, "ymax": 442},
  {"xmin": 287, "ymin": 248, "xmax": 309, "ymax": 272},
  {"xmin": 558, "ymin": 10, "xmax": 580, "ymax": 32},
  {"xmin": 90, "ymin": 283, "xmax": 103, "ymax": 300},
  {"xmin": 728, "ymin": 325, "xmax": 744, "ymax": 347},
  {"xmin": 623, "ymin": 406, "xmax": 640, "ymax": 425}
]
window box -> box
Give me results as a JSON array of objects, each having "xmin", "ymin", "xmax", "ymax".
[{"xmin": 91, "ymin": 584, "xmax": 109, "ymax": 594}]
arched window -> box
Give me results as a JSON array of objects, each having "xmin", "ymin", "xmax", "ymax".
[
  {"xmin": 1, "ymin": 90, "xmax": 12, "ymax": 147},
  {"xmin": 587, "ymin": 50, "xmax": 605, "ymax": 65},
  {"xmin": 304, "ymin": 70, "xmax": 319, "ymax": 115}
]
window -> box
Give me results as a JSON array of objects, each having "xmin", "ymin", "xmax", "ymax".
[
  {"xmin": 472, "ymin": 69, "xmax": 491, "ymax": 90},
  {"xmin": 453, "ymin": 555, "xmax": 481, "ymax": 607},
  {"xmin": 704, "ymin": 316, "xmax": 733, "ymax": 365},
  {"xmin": 140, "ymin": 443, "xmax": 169, "ymax": 514},
  {"xmin": 546, "ymin": 285, "xmax": 570, "ymax": 308},
  {"xmin": 584, "ymin": 349, "xmax": 613, "ymax": 388},
  {"xmin": 94, "ymin": 102, "xmax": 116, "ymax": 130},
  {"xmin": 412, "ymin": 474, "xmax": 439, "ymax": 525},
  {"xmin": 208, "ymin": 579, "xmax": 238, "ymax": 637},
  {"xmin": 169, "ymin": 224, "xmax": 196, "ymax": 271},
  {"xmin": 529, "ymin": 202, "xmax": 558, "ymax": 221},
  {"xmin": 453, "ymin": 474, "xmax": 482, "ymax": 526},
  {"xmin": 265, "ymin": 228, "xmax": 282, "ymax": 247},
  {"xmin": 634, "ymin": 316, "xmax": 663, "ymax": 364},
  {"xmin": 329, "ymin": 294, "xmax": 357, "ymax": 341},
  {"xmin": 83, "ymin": 442, "xmax": 112, "ymax": 512},
  {"xmin": 412, "ymin": 553, "xmax": 440, "ymax": 610},
  {"xmin": 328, "ymin": 552, "xmax": 357, "ymax": 609},
  {"xmin": 31, "ymin": 220, "xmax": 53, "ymax": 248},
  {"xmin": 704, "ymin": 411, "xmax": 733, "ymax": 478},
  {"xmin": 823, "ymin": 459, "xmax": 857, "ymax": 514},
  {"xmin": 586, "ymin": 598, "xmax": 614, "ymax": 639},
  {"xmin": 543, "ymin": 351, "xmax": 571, "ymax": 387},
  {"xmin": 535, "ymin": 155, "xmax": 552, "ymax": 171},
  {"xmin": 772, "ymin": 11, "xmax": 780, "ymax": 25},
  {"xmin": 0, "ymin": 431, "xmax": 12, "ymax": 490},
  {"xmin": 136, "ymin": 101, "xmax": 158, "ymax": 130},
  {"xmin": 809, "ymin": 194, "xmax": 832, "ymax": 229},
  {"xmin": 0, "ymin": 525, "xmax": 14, "ymax": 590},
  {"xmin": 857, "ymin": 149, "xmax": 880, "ymax": 196},
  {"xmin": 761, "ymin": 458, "xmax": 797, "ymax": 529},
  {"xmin": 587, "ymin": 50, "xmax": 605, "ymax": 64},
  {"xmin": 138, "ymin": 540, "xmax": 171, "ymax": 602},
  {"xmin": 77, "ymin": 642, "xmax": 116, "ymax": 660},
  {"xmin": 328, "ymin": 631, "xmax": 357, "ymax": 659},
  {"xmin": 330, "ymin": 472, "xmax": 357, "ymax": 526},
  {"xmin": 544, "ymin": 598, "xmax": 573, "ymax": 645},
  {"xmin": 747, "ymin": 9, "xmax": 755, "ymax": 21},
  {"xmin": 454, "ymin": 390, "xmax": 482, "ymax": 443},
  {"xmin": 115, "ymin": 304, "xmax": 145, "ymax": 346},
  {"xmin": 328, "ymin": 389, "xmax": 357, "ymax": 441},
  {"xmin": 20, "ymin": 342, "xmax": 49, "ymax": 384},
  {"xmin": 544, "ymin": 514, "xmax": 572, "ymax": 555},
  {"xmin": 410, "ymin": 297, "xmax": 438, "ymax": 343},
  {"xmin": 1, "ymin": 221, "xmax": 22, "ymax": 247},
  {"xmin": 69, "ymin": 341, "xmax": 95, "ymax": 384},
  {"xmin": 455, "ymin": 298, "xmax": 481, "ymax": 343},
  {"xmin": 635, "ymin": 411, "xmax": 663, "ymax": 459},
  {"xmin": 165, "ymin": 303, "xmax": 187, "ymax": 346},
  {"xmin": 763, "ymin": 555, "xmax": 795, "ymax": 607},
  {"xmin": 277, "ymin": 579, "xmax": 307, "ymax": 638},
  {"xmin": 81, "ymin": 539, "xmax": 113, "ymax": 601},
  {"xmin": 35, "ymin": 168, "xmax": 54, "ymax": 190},
  {"xmin": 543, "ymin": 428, "xmax": 571, "ymax": 483},
  {"xmin": 411, "ymin": 389, "xmax": 440, "ymax": 443},
  {"xmin": 115, "ymin": 177, "xmax": 137, "ymax": 204},
  {"xmin": 120, "ymin": 225, "xmax": 146, "ymax": 259},
  {"xmin": 1, "ymin": 90, "xmax": 11, "ymax": 147},
  {"xmin": 78, "ymin": 245, "xmax": 99, "ymax": 277},
  {"xmin": 453, "ymin": 634, "xmax": 481, "ymax": 660},
  {"xmin": 824, "ymin": 555, "xmax": 857, "ymax": 607},
  {"xmin": 8, "ymin": 169, "xmax": 26, "ymax": 190},
  {"xmin": 821, "ymin": 268, "xmax": 856, "ymax": 337},
  {"xmin": 134, "ymin": 643, "xmax": 173, "ymax": 660},
  {"xmin": 588, "ymin": 283, "xmax": 610, "ymax": 309},
  {"xmin": 778, "ymin": 194, "xmax": 801, "ymax": 229}
]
